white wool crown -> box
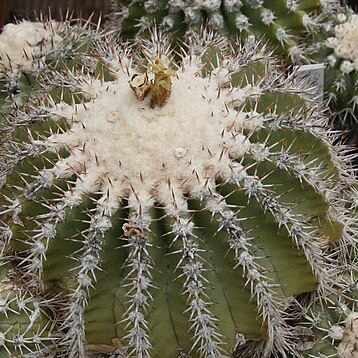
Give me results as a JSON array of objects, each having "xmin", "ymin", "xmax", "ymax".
[
  {"xmin": 0, "ymin": 21, "xmax": 62, "ymax": 76},
  {"xmin": 44, "ymin": 59, "xmax": 262, "ymax": 211}
]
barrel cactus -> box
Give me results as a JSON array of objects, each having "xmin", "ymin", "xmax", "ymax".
[
  {"xmin": 0, "ymin": 21, "xmax": 357, "ymax": 358},
  {"xmin": 108, "ymin": 1, "xmax": 358, "ymax": 131},
  {"xmin": 0, "ymin": 18, "xmax": 95, "ymax": 119},
  {"xmin": 109, "ymin": 0, "xmax": 340, "ymax": 58}
]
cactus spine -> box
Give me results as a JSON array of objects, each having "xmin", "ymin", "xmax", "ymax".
[
  {"xmin": 110, "ymin": 0, "xmax": 337, "ymax": 57},
  {"xmin": 0, "ymin": 19, "xmax": 357, "ymax": 358},
  {"xmin": 110, "ymin": 1, "xmax": 358, "ymax": 128}
]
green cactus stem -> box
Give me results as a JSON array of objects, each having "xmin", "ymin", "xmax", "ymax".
[
  {"xmin": 109, "ymin": 0, "xmax": 338, "ymax": 59},
  {"xmin": 0, "ymin": 23, "xmax": 357, "ymax": 358}
]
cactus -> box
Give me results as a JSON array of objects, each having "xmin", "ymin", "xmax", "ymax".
[
  {"xmin": 0, "ymin": 20, "xmax": 61, "ymax": 117},
  {"xmin": 0, "ymin": 18, "xmax": 97, "ymax": 119},
  {"xmin": 302, "ymin": 9, "xmax": 358, "ymax": 128},
  {"xmin": 108, "ymin": 1, "xmax": 358, "ymax": 132},
  {"xmin": 109, "ymin": 0, "xmax": 340, "ymax": 58},
  {"xmin": 0, "ymin": 22, "xmax": 357, "ymax": 358}
]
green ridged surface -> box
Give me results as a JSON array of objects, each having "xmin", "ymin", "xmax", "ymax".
[{"xmin": 0, "ymin": 21, "xmax": 356, "ymax": 358}]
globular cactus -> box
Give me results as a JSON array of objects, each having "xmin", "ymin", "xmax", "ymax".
[
  {"xmin": 0, "ymin": 22, "xmax": 357, "ymax": 358},
  {"xmin": 108, "ymin": 0, "xmax": 342, "ymax": 59},
  {"xmin": 0, "ymin": 20, "xmax": 61, "ymax": 117},
  {"xmin": 0, "ymin": 18, "xmax": 97, "ymax": 119},
  {"xmin": 108, "ymin": 1, "xmax": 358, "ymax": 131}
]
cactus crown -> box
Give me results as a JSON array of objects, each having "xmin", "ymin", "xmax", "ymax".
[{"xmin": 0, "ymin": 22, "xmax": 357, "ymax": 358}]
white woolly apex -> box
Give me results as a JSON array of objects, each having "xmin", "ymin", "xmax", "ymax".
[
  {"xmin": 337, "ymin": 312, "xmax": 358, "ymax": 358},
  {"xmin": 44, "ymin": 56, "xmax": 261, "ymax": 211},
  {"xmin": 0, "ymin": 21, "xmax": 63, "ymax": 77},
  {"xmin": 326, "ymin": 14, "xmax": 358, "ymax": 73}
]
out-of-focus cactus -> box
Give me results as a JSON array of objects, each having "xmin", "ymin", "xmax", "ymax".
[
  {"xmin": 0, "ymin": 20, "xmax": 61, "ymax": 117},
  {"xmin": 109, "ymin": 0, "xmax": 339, "ymax": 58},
  {"xmin": 303, "ymin": 10, "xmax": 358, "ymax": 128},
  {"xmin": 0, "ymin": 18, "xmax": 97, "ymax": 119},
  {"xmin": 0, "ymin": 22, "xmax": 357, "ymax": 358}
]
